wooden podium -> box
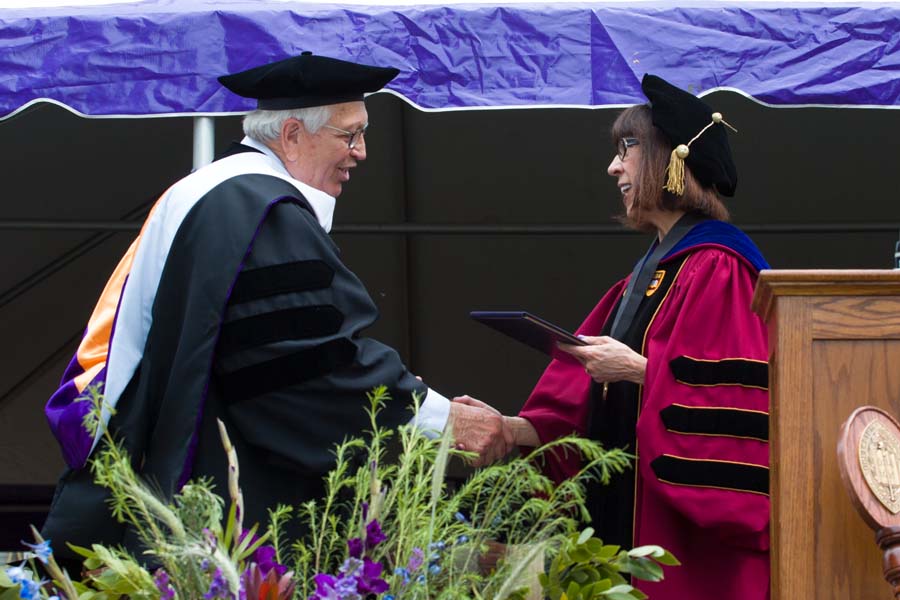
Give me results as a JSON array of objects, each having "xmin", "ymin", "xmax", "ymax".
[{"xmin": 752, "ymin": 270, "xmax": 900, "ymax": 600}]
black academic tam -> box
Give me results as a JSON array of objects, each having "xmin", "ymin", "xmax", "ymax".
[{"xmin": 219, "ymin": 52, "xmax": 400, "ymax": 110}]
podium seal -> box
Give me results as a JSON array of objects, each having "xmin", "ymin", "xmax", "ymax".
[{"xmin": 859, "ymin": 420, "xmax": 900, "ymax": 514}]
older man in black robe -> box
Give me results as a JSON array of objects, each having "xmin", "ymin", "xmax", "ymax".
[{"xmin": 42, "ymin": 53, "xmax": 510, "ymax": 560}]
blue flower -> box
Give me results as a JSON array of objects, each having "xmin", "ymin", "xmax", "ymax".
[
  {"xmin": 454, "ymin": 512, "xmax": 468, "ymax": 523},
  {"xmin": 18, "ymin": 579, "xmax": 42, "ymax": 600},
  {"xmin": 428, "ymin": 564, "xmax": 441, "ymax": 576},
  {"xmin": 21, "ymin": 540, "xmax": 52, "ymax": 565},
  {"xmin": 393, "ymin": 566, "xmax": 410, "ymax": 585},
  {"xmin": 5, "ymin": 564, "xmax": 43, "ymax": 600},
  {"xmin": 5, "ymin": 564, "xmax": 27, "ymax": 581},
  {"xmin": 456, "ymin": 535, "xmax": 469, "ymax": 544}
]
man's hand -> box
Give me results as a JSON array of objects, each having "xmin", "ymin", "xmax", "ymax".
[
  {"xmin": 448, "ymin": 396, "xmax": 514, "ymax": 467},
  {"xmin": 451, "ymin": 394, "xmax": 501, "ymax": 415}
]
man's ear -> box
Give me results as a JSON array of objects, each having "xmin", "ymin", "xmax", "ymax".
[{"xmin": 280, "ymin": 118, "xmax": 306, "ymax": 163}]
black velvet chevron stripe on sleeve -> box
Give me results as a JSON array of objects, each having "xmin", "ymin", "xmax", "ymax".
[
  {"xmin": 219, "ymin": 338, "xmax": 357, "ymax": 404},
  {"xmin": 650, "ymin": 454, "xmax": 769, "ymax": 495},
  {"xmin": 229, "ymin": 260, "xmax": 335, "ymax": 305},
  {"xmin": 660, "ymin": 404, "xmax": 768, "ymax": 441},
  {"xmin": 219, "ymin": 305, "xmax": 345, "ymax": 355},
  {"xmin": 669, "ymin": 355, "xmax": 768, "ymax": 389}
]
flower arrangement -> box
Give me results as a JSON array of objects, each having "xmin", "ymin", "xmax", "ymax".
[{"xmin": 1, "ymin": 386, "xmax": 677, "ymax": 599}]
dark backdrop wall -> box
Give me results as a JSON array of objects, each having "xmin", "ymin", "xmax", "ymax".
[{"xmin": 0, "ymin": 93, "xmax": 897, "ymax": 533}]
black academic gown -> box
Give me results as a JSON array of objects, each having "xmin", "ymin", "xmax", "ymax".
[{"xmin": 42, "ymin": 145, "xmax": 425, "ymax": 559}]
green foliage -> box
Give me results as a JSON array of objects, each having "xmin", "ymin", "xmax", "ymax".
[
  {"xmin": 276, "ymin": 386, "xmax": 642, "ymax": 599},
  {"xmin": 69, "ymin": 384, "xmax": 251, "ymax": 599},
  {"xmin": 540, "ymin": 527, "xmax": 680, "ymax": 600},
  {"xmin": 68, "ymin": 544, "xmax": 158, "ymax": 599},
  {"xmin": 5, "ymin": 385, "xmax": 678, "ymax": 600},
  {"xmin": 174, "ymin": 478, "xmax": 223, "ymax": 533},
  {"xmin": 0, "ymin": 569, "xmax": 21, "ymax": 600}
]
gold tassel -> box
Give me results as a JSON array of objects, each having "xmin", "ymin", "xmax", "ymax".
[
  {"xmin": 664, "ymin": 144, "xmax": 690, "ymax": 195},
  {"xmin": 663, "ymin": 112, "xmax": 737, "ymax": 196}
]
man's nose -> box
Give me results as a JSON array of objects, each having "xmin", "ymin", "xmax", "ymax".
[{"xmin": 351, "ymin": 137, "xmax": 367, "ymax": 160}]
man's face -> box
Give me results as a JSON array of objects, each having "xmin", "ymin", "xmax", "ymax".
[{"xmin": 288, "ymin": 101, "xmax": 369, "ymax": 198}]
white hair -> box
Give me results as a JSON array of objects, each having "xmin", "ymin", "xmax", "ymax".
[{"xmin": 242, "ymin": 106, "xmax": 334, "ymax": 143}]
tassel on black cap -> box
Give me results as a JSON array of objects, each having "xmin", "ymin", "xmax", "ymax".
[{"xmin": 642, "ymin": 75, "xmax": 739, "ymax": 197}]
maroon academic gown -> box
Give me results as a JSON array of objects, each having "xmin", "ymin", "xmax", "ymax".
[{"xmin": 520, "ymin": 240, "xmax": 770, "ymax": 599}]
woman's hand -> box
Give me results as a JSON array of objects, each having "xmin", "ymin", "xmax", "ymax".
[
  {"xmin": 504, "ymin": 416, "xmax": 541, "ymax": 448},
  {"xmin": 558, "ymin": 335, "xmax": 647, "ymax": 385}
]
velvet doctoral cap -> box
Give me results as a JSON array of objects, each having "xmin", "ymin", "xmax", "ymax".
[
  {"xmin": 218, "ymin": 52, "xmax": 400, "ymax": 110},
  {"xmin": 641, "ymin": 74, "xmax": 738, "ymax": 197}
]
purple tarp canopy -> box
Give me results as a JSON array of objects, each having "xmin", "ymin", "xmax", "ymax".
[{"xmin": 1, "ymin": 0, "xmax": 899, "ymax": 118}]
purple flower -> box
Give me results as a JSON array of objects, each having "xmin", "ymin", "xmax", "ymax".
[
  {"xmin": 356, "ymin": 558, "xmax": 389, "ymax": 595},
  {"xmin": 203, "ymin": 528, "xmax": 218, "ymax": 549},
  {"xmin": 407, "ymin": 548, "xmax": 424, "ymax": 572},
  {"xmin": 311, "ymin": 573, "xmax": 338, "ymax": 600},
  {"xmin": 334, "ymin": 575, "xmax": 359, "ymax": 598},
  {"xmin": 340, "ymin": 558, "xmax": 364, "ymax": 578},
  {"xmin": 361, "ymin": 501, "xmax": 369, "ymax": 521},
  {"xmin": 364, "ymin": 520, "xmax": 386, "ymax": 550},
  {"xmin": 154, "ymin": 569, "xmax": 176, "ymax": 600},
  {"xmin": 310, "ymin": 558, "xmax": 388, "ymax": 599},
  {"xmin": 204, "ymin": 567, "xmax": 233, "ymax": 600},
  {"xmin": 347, "ymin": 537, "xmax": 363, "ymax": 559},
  {"xmin": 253, "ymin": 545, "xmax": 287, "ymax": 578}
]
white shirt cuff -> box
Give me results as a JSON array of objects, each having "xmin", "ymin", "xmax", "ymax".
[{"xmin": 409, "ymin": 387, "xmax": 451, "ymax": 439}]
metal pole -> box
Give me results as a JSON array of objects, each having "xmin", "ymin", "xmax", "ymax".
[
  {"xmin": 193, "ymin": 116, "xmax": 215, "ymax": 170},
  {"xmin": 894, "ymin": 228, "xmax": 900, "ymax": 269}
]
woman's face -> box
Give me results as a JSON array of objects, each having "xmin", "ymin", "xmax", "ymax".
[{"xmin": 607, "ymin": 137, "xmax": 641, "ymax": 218}]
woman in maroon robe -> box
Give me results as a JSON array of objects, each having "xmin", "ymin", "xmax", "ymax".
[{"xmin": 505, "ymin": 75, "xmax": 771, "ymax": 599}]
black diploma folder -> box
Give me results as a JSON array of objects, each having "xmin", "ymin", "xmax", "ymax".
[{"xmin": 469, "ymin": 310, "xmax": 587, "ymax": 362}]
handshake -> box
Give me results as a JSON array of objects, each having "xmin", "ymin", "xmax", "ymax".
[{"xmin": 446, "ymin": 395, "xmax": 528, "ymax": 467}]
